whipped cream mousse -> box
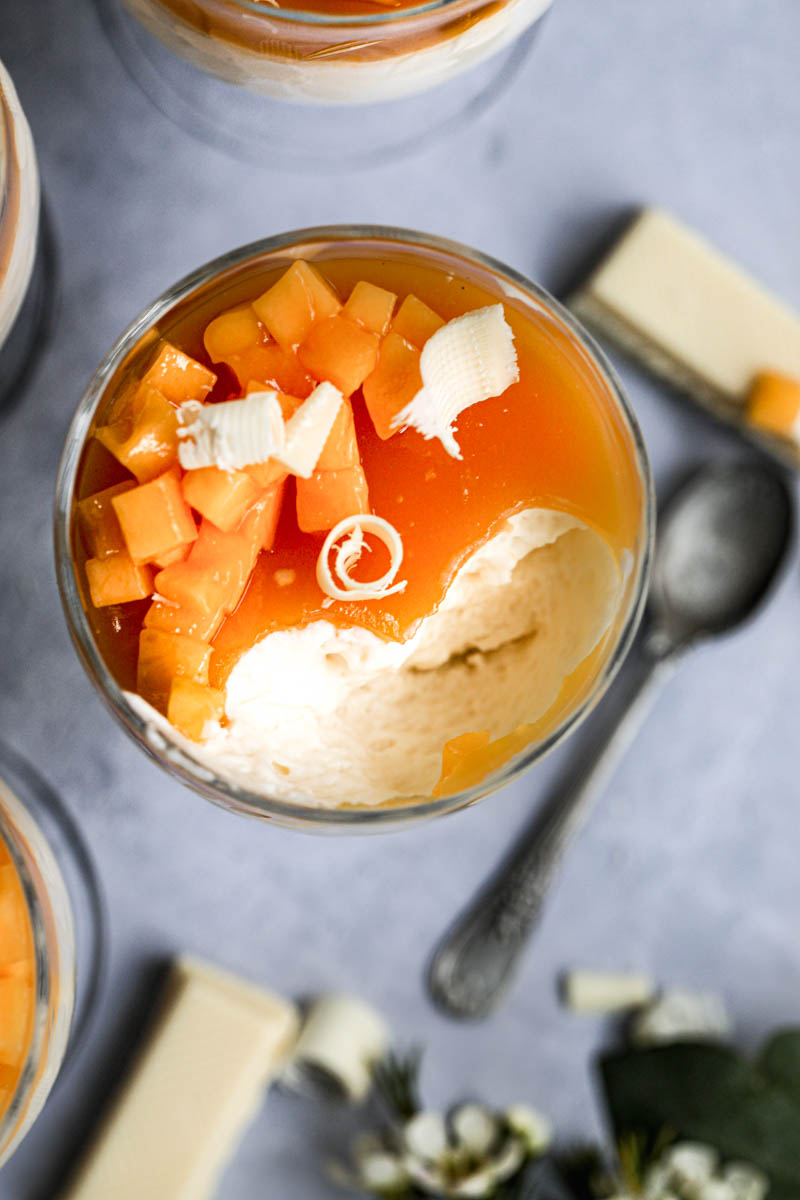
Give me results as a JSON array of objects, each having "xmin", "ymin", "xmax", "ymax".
[
  {"xmin": 122, "ymin": 0, "xmax": 554, "ymax": 105},
  {"xmin": 70, "ymin": 245, "xmax": 643, "ymax": 810},
  {"xmin": 0, "ymin": 61, "xmax": 40, "ymax": 373}
]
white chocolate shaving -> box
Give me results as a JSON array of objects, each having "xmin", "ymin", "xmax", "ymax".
[
  {"xmin": 276, "ymin": 381, "xmax": 343, "ymax": 479},
  {"xmin": 177, "ymin": 391, "xmax": 285, "ymax": 471},
  {"xmin": 391, "ymin": 304, "xmax": 518, "ymax": 458},
  {"xmin": 316, "ymin": 515, "xmax": 407, "ymax": 602}
]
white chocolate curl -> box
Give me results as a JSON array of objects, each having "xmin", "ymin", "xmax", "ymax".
[
  {"xmin": 391, "ymin": 303, "xmax": 519, "ymax": 458},
  {"xmin": 177, "ymin": 391, "xmax": 285, "ymax": 471},
  {"xmin": 317, "ymin": 515, "xmax": 407, "ymax": 602}
]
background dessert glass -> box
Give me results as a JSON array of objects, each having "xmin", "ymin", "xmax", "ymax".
[
  {"xmin": 0, "ymin": 59, "xmax": 53, "ymax": 410},
  {"xmin": 54, "ymin": 226, "xmax": 654, "ymax": 833},
  {"xmin": 94, "ymin": 0, "xmax": 553, "ymax": 165},
  {"xmin": 0, "ymin": 756, "xmax": 76, "ymax": 1166}
]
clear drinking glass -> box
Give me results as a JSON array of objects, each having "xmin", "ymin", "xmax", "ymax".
[
  {"xmin": 0, "ymin": 766, "xmax": 75, "ymax": 1165},
  {"xmin": 0, "ymin": 59, "xmax": 49, "ymax": 409},
  {"xmin": 54, "ymin": 226, "xmax": 654, "ymax": 833},
  {"xmin": 94, "ymin": 0, "xmax": 553, "ymax": 165}
]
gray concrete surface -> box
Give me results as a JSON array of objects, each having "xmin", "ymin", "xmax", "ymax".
[{"xmin": 0, "ymin": 0, "xmax": 798, "ymax": 1195}]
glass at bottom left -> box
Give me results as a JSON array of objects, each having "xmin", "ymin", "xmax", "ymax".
[{"xmin": 0, "ymin": 775, "xmax": 75, "ymax": 1167}]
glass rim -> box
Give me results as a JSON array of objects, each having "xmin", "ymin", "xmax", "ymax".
[
  {"xmin": 153, "ymin": 0, "xmax": 545, "ymax": 32},
  {"xmin": 0, "ymin": 791, "xmax": 54, "ymax": 1161},
  {"xmin": 54, "ymin": 223, "xmax": 654, "ymax": 832}
]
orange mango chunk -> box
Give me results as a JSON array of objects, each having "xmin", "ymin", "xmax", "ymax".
[
  {"xmin": 112, "ymin": 468, "xmax": 198, "ymax": 564},
  {"xmin": 362, "ymin": 332, "xmax": 422, "ymax": 440},
  {"xmin": 182, "ymin": 467, "xmax": 260, "ymax": 533},
  {"xmin": 229, "ymin": 343, "xmax": 315, "ymax": 398},
  {"xmin": 344, "ymin": 280, "xmax": 397, "ymax": 336},
  {"xmin": 316, "ymin": 398, "xmax": 360, "ymax": 471},
  {"xmin": 78, "ymin": 481, "xmax": 136, "ymax": 558},
  {"xmin": 137, "ymin": 628, "xmax": 212, "ymax": 712},
  {"xmin": 252, "ymin": 261, "xmax": 342, "ymax": 354},
  {"xmin": 152, "ymin": 542, "xmax": 192, "ymax": 570},
  {"xmin": 433, "ymin": 725, "xmax": 537, "ymax": 798},
  {"xmin": 296, "ymin": 465, "xmax": 369, "ymax": 533},
  {"xmin": 95, "ymin": 385, "xmax": 180, "ymax": 483},
  {"xmin": 167, "ymin": 678, "xmax": 225, "ymax": 742},
  {"xmin": 203, "ymin": 304, "xmax": 265, "ymax": 364},
  {"xmin": 144, "ymin": 598, "xmax": 224, "ymax": 643},
  {"xmin": 85, "ymin": 552, "xmax": 154, "ymax": 608},
  {"xmin": 140, "ymin": 341, "xmax": 216, "ymax": 405},
  {"xmin": 0, "ymin": 865, "xmax": 32, "ymax": 962},
  {"xmin": 0, "ymin": 975, "xmax": 32, "ymax": 1062},
  {"xmin": 746, "ymin": 372, "xmax": 800, "ymax": 442},
  {"xmin": 260, "ymin": 480, "xmax": 287, "ymax": 551},
  {"xmin": 392, "ymin": 294, "xmax": 445, "ymax": 348},
  {"xmin": 298, "ymin": 315, "xmax": 380, "ymax": 397}
]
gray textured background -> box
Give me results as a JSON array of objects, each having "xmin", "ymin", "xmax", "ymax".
[{"xmin": 1, "ymin": 1, "xmax": 799, "ymax": 1196}]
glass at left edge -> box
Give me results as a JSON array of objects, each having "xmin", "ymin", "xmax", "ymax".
[{"xmin": 0, "ymin": 774, "xmax": 75, "ymax": 1167}]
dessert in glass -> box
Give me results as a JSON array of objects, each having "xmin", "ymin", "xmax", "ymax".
[
  {"xmin": 55, "ymin": 226, "xmax": 653, "ymax": 831},
  {"xmin": 114, "ymin": 0, "xmax": 554, "ymax": 105},
  {"xmin": 0, "ymin": 764, "xmax": 75, "ymax": 1165},
  {"xmin": 0, "ymin": 59, "xmax": 46, "ymax": 408}
]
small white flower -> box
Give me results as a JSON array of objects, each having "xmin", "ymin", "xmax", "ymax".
[
  {"xmin": 722, "ymin": 1164, "xmax": 769, "ymax": 1200},
  {"xmin": 403, "ymin": 1110, "xmax": 449, "ymax": 1161},
  {"xmin": 631, "ymin": 991, "xmax": 731, "ymax": 1047},
  {"xmin": 665, "ymin": 1142, "xmax": 719, "ymax": 1185},
  {"xmin": 504, "ymin": 1104, "xmax": 552, "ymax": 1153},
  {"xmin": 450, "ymin": 1105, "xmax": 498, "ymax": 1157}
]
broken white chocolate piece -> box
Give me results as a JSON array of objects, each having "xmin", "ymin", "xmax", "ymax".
[
  {"xmin": 561, "ymin": 968, "xmax": 656, "ymax": 1013},
  {"xmin": 283, "ymin": 992, "xmax": 389, "ymax": 1103},
  {"xmin": 392, "ymin": 304, "xmax": 518, "ymax": 458},
  {"xmin": 570, "ymin": 209, "xmax": 800, "ymax": 410},
  {"xmin": 177, "ymin": 390, "xmax": 285, "ymax": 471},
  {"xmin": 630, "ymin": 988, "xmax": 731, "ymax": 1047},
  {"xmin": 60, "ymin": 957, "xmax": 299, "ymax": 1200},
  {"xmin": 276, "ymin": 381, "xmax": 343, "ymax": 478}
]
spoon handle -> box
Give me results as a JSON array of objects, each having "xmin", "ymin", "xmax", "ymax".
[{"xmin": 428, "ymin": 649, "xmax": 678, "ymax": 1019}]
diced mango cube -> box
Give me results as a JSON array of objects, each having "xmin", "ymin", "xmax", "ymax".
[
  {"xmin": 140, "ymin": 341, "xmax": 216, "ymax": 405},
  {"xmin": 344, "ymin": 280, "xmax": 396, "ymax": 336},
  {"xmin": 316, "ymin": 398, "xmax": 360, "ymax": 471},
  {"xmin": 362, "ymin": 332, "xmax": 422, "ymax": 440},
  {"xmin": 182, "ymin": 467, "xmax": 260, "ymax": 532},
  {"xmin": 112, "ymin": 468, "xmax": 198, "ymax": 564},
  {"xmin": 440, "ymin": 730, "xmax": 491, "ymax": 781},
  {"xmin": 232, "ymin": 344, "xmax": 315, "ymax": 397},
  {"xmin": 154, "ymin": 558, "xmax": 235, "ymax": 619},
  {"xmin": 137, "ymin": 628, "xmax": 212, "ymax": 712},
  {"xmin": 261, "ymin": 480, "xmax": 286, "ymax": 551},
  {"xmin": 252, "ymin": 261, "xmax": 342, "ymax": 353},
  {"xmin": 85, "ymin": 552, "xmax": 154, "ymax": 608},
  {"xmin": 296, "ymin": 465, "xmax": 369, "ymax": 532},
  {"xmin": 298, "ymin": 315, "xmax": 380, "ymax": 397},
  {"xmin": 245, "ymin": 459, "xmax": 289, "ymax": 490},
  {"xmin": 746, "ymin": 372, "xmax": 800, "ymax": 442},
  {"xmin": 392, "ymin": 294, "xmax": 445, "ymax": 347},
  {"xmin": 77, "ymin": 481, "xmax": 136, "ymax": 558},
  {"xmin": 152, "ymin": 542, "xmax": 192, "ymax": 570},
  {"xmin": 167, "ymin": 678, "xmax": 225, "ymax": 742},
  {"xmin": 203, "ymin": 304, "xmax": 265, "ymax": 364},
  {"xmin": 0, "ymin": 975, "xmax": 32, "ymax": 1062},
  {"xmin": 144, "ymin": 598, "xmax": 224, "ymax": 643},
  {"xmin": 95, "ymin": 385, "xmax": 180, "ymax": 483}
]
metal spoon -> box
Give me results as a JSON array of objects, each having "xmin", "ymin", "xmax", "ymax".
[{"xmin": 428, "ymin": 459, "xmax": 794, "ymax": 1019}]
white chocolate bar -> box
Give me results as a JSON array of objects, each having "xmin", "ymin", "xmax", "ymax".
[
  {"xmin": 61, "ymin": 957, "xmax": 300, "ymax": 1200},
  {"xmin": 570, "ymin": 209, "xmax": 800, "ymax": 410}
]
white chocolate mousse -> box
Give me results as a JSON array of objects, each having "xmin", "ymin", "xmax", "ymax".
[{"xmin": 128, "ymin": 507, "xmax": 622, "ymax": 808}]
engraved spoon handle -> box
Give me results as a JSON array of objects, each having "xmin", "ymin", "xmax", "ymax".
[{"xmin": 428, "ymin": 649, "xmax": 679, "ymax": 1019}]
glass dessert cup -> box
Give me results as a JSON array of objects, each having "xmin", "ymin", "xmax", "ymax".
[
  {"xmin": 0, "ymin": 60, "xmax": 52, "ymax": 411},
  {"xmin": 55, "ymin": 226, "xmax": 653, "ymax": 833},
  {"xmin": 94, "ymin": 0, "xmax": 551, "ymax": 165},
  {"xmin": 0, "ymin": 754, "xmax": 76, "ymax": 1166}
]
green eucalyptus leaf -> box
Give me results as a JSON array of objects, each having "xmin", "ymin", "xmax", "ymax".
[
  {"xmin": 599, "ymin": 1043, "xmax": 800, "ymax": 1196},
  {"xmin": 758, "ymin": 1029, "xmax": 800, "ymax": 1108}
]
